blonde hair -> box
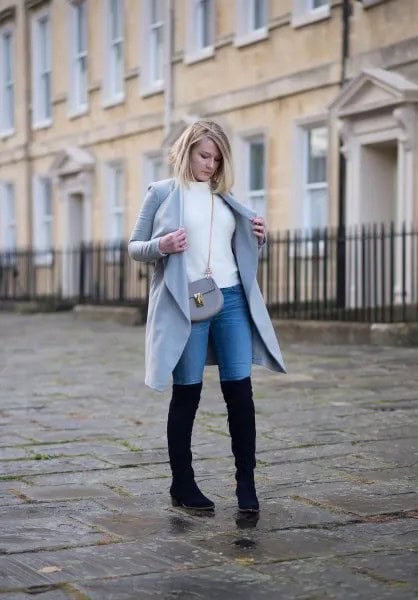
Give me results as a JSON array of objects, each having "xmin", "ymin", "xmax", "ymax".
[{"xmin": 169, "ymin": 120, "xmax": 234, "ymax": 194}]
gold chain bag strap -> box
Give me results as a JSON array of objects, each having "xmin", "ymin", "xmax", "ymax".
[{"xmin": 187, "ymin": 192, "xmax": 224, "ymax": 322}]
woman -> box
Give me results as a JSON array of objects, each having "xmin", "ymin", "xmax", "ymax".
[{"xmin": 128, "ymin": 120, "xmax": 286, "ymax": 513}]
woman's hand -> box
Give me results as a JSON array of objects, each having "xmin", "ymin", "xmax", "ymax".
[
  {"xmin": 159, "ymin": 228, "xmax": 188, "ymax": 254},
  {"xmin": 251, "ymin": 216, "xmax": 266, "ymax": 245}
]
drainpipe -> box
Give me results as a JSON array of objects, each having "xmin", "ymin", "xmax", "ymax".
[
  {"xmin": 336, "ymin": 0, "xmax": 351, "ymax": 307},
  {"xmin": 22, "ymin": 2, "xmax": 34, "ymax": 249},
  {"xmin": 163, "ymin": 0, "xmax": 173, "ymax": 173}
]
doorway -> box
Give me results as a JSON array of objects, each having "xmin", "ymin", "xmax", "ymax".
[
  {"xmin": 359, "ymin": 140, "xmax": 397, "ymax": 226},
  {"xmin": 62, "ymin": 192, "xmax": 86, "ymax": 298}
]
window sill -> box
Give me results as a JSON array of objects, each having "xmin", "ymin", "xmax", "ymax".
[
  {"xmin": 32, "ymin": 118, "xmax": 52, "ymax": 131},
  {"xmin": 0, "ymin": 128, "xmax": 15, "ymax": 139},
  {"xmin": 234, "ymin": 28, "xmax": 268, "ymax": 49},
  {"xmin": 184, "ymin": 46, "xmax": 215, "ymax": 65},
  {"xmin": 140, "ymin": 82, "xmax": 164, "ymax": 98},
  {"xmin": 361, "ymin": 0, "xmax": 388, "ymax": 7},
  {"xmin": 292, "ymin": 6, "xmax": 331, "ymax": 29},
  {"xmin": 68, "ymin": 106, "xmax": 89, "ymax": 120},
  {"xmin": 102, "ymin": 94, "xmax": 125, "ymax": 109}
]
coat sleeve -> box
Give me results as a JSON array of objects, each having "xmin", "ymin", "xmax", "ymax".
[{"xmin": 128, "ymin": 185, "xmax": 167, "ymax": 263}]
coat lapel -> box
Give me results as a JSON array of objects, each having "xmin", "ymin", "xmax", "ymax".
[
  {"xmin": 161, "ymin": 183, "xmax": 190, "ymax": 320},
  {"xmin": 220, "ymin": 193, "xmax": 259, "ymax": 293}
]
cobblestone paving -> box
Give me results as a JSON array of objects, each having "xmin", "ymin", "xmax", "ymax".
[{"xmin": 0, "ymin": 312, "xmax": 417, "ymax": 600}]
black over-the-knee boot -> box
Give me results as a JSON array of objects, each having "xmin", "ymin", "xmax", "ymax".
[
  {"xmin": 221, "ymin": 377, "xmax": 259, "ymax": 512},
  {"xmin": 167, "ymin": 382, "xmax": 214, "ymax": 510}
]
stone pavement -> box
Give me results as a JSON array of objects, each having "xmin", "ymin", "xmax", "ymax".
[{"xmin": 0, "ymin": 312, "xmax": 417, "ymax": 600}]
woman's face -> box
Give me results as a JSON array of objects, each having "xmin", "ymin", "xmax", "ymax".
[{"xmin": 189, "ymin": 137, "xmax": 222, "ymax": 182}]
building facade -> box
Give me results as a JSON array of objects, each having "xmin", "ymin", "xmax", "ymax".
[{"xmin": 1, "ymin": 0, "xmax": 418, "ymax": 263}]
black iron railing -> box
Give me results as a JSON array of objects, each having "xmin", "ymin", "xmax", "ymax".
[{"xmin": 1, "ymin": 224, "xmax": 418, "ymax": 323}]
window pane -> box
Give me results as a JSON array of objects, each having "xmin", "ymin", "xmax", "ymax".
[
  {"xmin": 39, "ymin": 17, "xmax": 49, "ymax": 70},
  {"xmin": 4, "ymin": 33, "xmax": 12, "ymax": 80},
  {"xmin": 43, "ymin": 179, "xmax": 52, "ymax": 216},
  {"xmin": 151, "ymin": 0, "xmax": 163, "ymax": 24},
  {"xmin": 249, "ymin": 141, "xmax": 265, "ymax": 192},
  {"xmin": 110, "ymin": 41, "xmax": 123, "ymax": 94},
  {"xmin": 76, "ymin": 3, "xmax": 86, "ymax": 53},
  {"xmin": 151, "ymin": 26, "xmax": 163, "ymax": 81},
  {"xmin": 42, "ymin": 72, "xmax": 51, "ymax": 118},
  {"xmin": 307, "ymin": 127, "xmax": 327, "ymax": 184},
  {"xmin": 197, "ymin": 0, "xmax": 211, "ymax": 49},
  {"xmin": 252, "ymin": 0, "xmax": 266, "ymax": 30},
  {"xmin": 77, "ymin": 55, "xmax": 87, "ymax": 105},
  {"xmin": 110, "ymin": 0, "xmax": 122, "ymax": 39},
  {"xmin": 5, "ymin": 80, "xmax": 14, "ymax": 129},
  {"xmin": 312, "ymin": 0, "xmax": 328, "ymax": 8},
  {"xmin": 4, "ymin": 185, "xmax": 16, "ymax": 249},
  {"xmin": 114, "ymin": 213, "xmax": 123, "ymax": 240},
  {"xmin": 307, "ymin": 188, "xmax": 327, "ymax": 229},
  {"xmin": 248, "ymin": 192, "xmax": 266, "ymax": 219},
  {"xmin": 5, "ymin": 183, "xmax": 15, "ymax": 218},
  {"xmin": 109, "ymin": 165, "xmax": 123, "ymax": 211},
  {"xmin": 151, "ymin": 158, "xmax": 163, "ymax": 181}
]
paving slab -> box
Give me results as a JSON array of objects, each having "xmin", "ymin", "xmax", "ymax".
[{"xmin": 1, "ymin": 312, "xmax": 418, "ymax": 599}]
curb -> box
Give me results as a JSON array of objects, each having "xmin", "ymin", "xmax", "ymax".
[
  {"xmin": 0, "ymin": 299, "xmax": 73, "ymax": 314},
  {"xmin": 274, "ymin": 319, "xmax": 418, "ymax": 347},
  {"xmin": 72, "ymin": 304, "xmax": 146, "ymax": 326}
]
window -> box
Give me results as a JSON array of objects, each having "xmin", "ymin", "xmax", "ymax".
[
  {"xmin": 141, "ymin": 0, "xmax": 164, "ymax": 94},
  {"xmin": 246, "ymin": 137, "xmax": 266, "ymax": 219},
  {"xmin": 106, "ymin": 162, "xmax": 124, "ymax": 244},
  {"xmin": 143, "ymin": 153, "xmax": 163, "ymax": 196},
  {"xmin": 303, "ymin": 126, "xmax": 328, "ymax": 230},
  {"xmin": 33, "ymin": 176, "xmax": 53, "ymax": 265},
  {"xmin": 146, "ymin": 154, "xmax": 163, "ymax": 183},
  {"xmin": 236, "ymin": 0, "xmax": 268, "ymax": 47},
  {"xmin": 0, "ymin": 182, "xmax": 16, "ymax": 255},
  {"xmin": 31, "ymin": 9, "xmax": 52, "ymax": 127},
  {"xmin": 0, "ymin": 26, "xmax": 14, "ymax": 135},
  {"xmin": 69, "ymin": 0, "xmax": 88, "ymax": 114},
  {"xmin": 103, "ymin": 0, "xmax": 124, "ymax": 104},
  {"xmin": 185, "ymin": 0, "xmax": 215, "ymax": 63},
  {"xmin": 292, "ymin": 0, "xmax": 330, "ymax": 27}
]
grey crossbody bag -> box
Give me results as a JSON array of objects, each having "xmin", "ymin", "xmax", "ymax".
[{"xmin": 187, "ymin": 192, "xmax": 224, "ymax": 322}]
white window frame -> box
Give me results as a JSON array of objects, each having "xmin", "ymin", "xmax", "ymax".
[
  {"xmin": 292, "ymin": 115, "xmax": 329, "ymax": 234},
  {"xmin": 235, "ymin": 133, "xmax": 267, "ymax": 219},
  {"xmin": 105, "ymin": 161, "xmax": 124, "ymax": 247},
  {"xmin": 246, "ymin": 136, "xmax": 267, "ymax": 220},
  {"xmin": 68, "ymin": 0, "xmax": 88, "ymax": 117},
  {"xmin": 142, "ymin": 152, "xmax": 164, "ymax": 197},
  {"xmin": 292, "ymin": 0, "xmax": 331, "ymax": 29},
  {"xmin": 102, "ymin": 0, "xmax": 124, "ymax": 106},
  {"xmin": 235, "ymin": 0, "xmax": 268, "ymax": 48},
  {"xmin": 140, "ymin": 0, "xmax": 165, "ymax": 96},
  {"xmin": 0, "ymin": 23, "xmax": 15, "ymax": 137},
  {"xmin": 33, "ymin": 175, "xmax": 53, "ymax": 266},
  {"xmin": 0, "ymin": 182, "xmax": 17, "ymax": 262},
  {"xmin": 185, "ymin": 0, "xmax": 215, "ymax": 65},
  {"xmin": 31, "ymin": 7, "xmax": 52, "ymax": 129}
]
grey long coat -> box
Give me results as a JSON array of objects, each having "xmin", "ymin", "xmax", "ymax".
[{"xmin": 128, "ymin": 178, "xmax": 286, "ymax": 391}]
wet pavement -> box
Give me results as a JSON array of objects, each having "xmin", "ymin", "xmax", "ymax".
[{"xmin": 0, "ymin": 312, "xmax": 417, "ymax": 600}]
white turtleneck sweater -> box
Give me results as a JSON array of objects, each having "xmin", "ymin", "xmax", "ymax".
[{"xmin": 182, "ymin": 181, "xmax": 240, "ymax": 288}]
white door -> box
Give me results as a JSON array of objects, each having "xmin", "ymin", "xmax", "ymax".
[
  {"xmin": 349, "ymin": 140, "xmax": 399, "ymax": 310},
  {"xmin": 62, "ymin": 193, "xmax": 84, "ymax": 298}
]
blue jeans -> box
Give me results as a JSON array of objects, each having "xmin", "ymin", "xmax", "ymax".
[{"xmin": 173, "ymin": 284, "xmax": 253, "ymax": 385}]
